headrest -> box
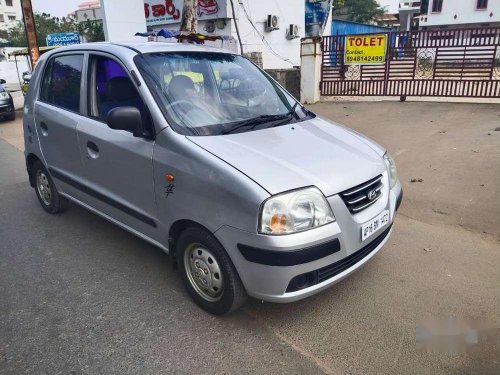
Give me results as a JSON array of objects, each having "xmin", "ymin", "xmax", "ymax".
[{"xmin": 107, "ymin": 76, "xmax": 137, "ymax": 101}]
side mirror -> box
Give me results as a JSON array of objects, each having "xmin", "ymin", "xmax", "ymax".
[
  {"xmin": 106, "ymin": 106, "xmax": 143, "ymax": 136},
  {"xmin": 0, "ymin": 79, "xmax": 6, "ymax": 84}
]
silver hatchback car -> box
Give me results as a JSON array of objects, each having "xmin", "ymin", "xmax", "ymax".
[{"xmin": 23, "ymin": 42, "xmax": 402, "ymax": 315}]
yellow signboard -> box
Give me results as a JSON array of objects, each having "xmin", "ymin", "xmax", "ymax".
[{"xmin": 344, "ymin": 34, "xmax": 387, "ymax": 65}]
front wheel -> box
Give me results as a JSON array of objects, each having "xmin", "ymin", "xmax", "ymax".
[{"xmin": 176, "ymin": 227, "xmax": 247, "ymax": 315}]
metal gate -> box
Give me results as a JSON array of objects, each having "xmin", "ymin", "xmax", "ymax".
[{"xmin": 321, "ymin": 28, "xmax": 500, "ymax": 98}]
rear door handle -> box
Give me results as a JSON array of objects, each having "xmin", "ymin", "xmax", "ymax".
[
  {"xmin": 40, "ymin": 122, "xmax": 48, "ymax": 136},
  {"xmin": 86, "ymin": 141, "xmax": 99, "ymax": 159}
]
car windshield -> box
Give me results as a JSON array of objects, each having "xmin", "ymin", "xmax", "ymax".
[{"xmin": 134, "ymin": 52, "xmax": 309, "ymax": 136}]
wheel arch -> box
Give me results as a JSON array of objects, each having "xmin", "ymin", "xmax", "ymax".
[
  {"xmin": 168, "ymin": 219, "xmax": 217, "ymax": 262},
  {"xmin": 26, "ymin": 153, "xmax": 42, "ymax": 188}
]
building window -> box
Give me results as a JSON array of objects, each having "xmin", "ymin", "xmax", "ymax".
[
  {"xmin": 431, "ymin": 0, "xmax": 443, "ymax": 12},
  {"xmin": 6, "ymin": 0, "xmax": 12, "ymax": 6},
  {"xmin": 0, "ymin": 14, "xmax": 4, "ymax": 22},
  {"xmin": 7, "ymin": 15, "xmax": 15, "ymax": 21},
  {"xmin": 477, "ymin": 0, "xmax": 488, "ymax": 9}
]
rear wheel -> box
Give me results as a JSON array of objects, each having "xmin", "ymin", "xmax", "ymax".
[
  {"xmin": 176, "ymin": 227, "xmax": 247, "ymax": 315},
  {"xmin": 33, "ymin": 161, "xmax": 68, "ymax": 214}
]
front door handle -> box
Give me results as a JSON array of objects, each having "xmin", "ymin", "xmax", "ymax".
[
  {"xmin": 86, "ymin": 141, "xmax": 99, "ymax": 159},
  {"xmin": 40, "ymin": 122, "xmax": 48, "ymax": 136}
]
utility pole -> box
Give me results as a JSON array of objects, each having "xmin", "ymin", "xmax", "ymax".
[
  {"xmin": 20, "ymin": 0, "xmax": 40, "ymax": 70},
  {"xmin": 180, "ymin": 0, "xmax": 198, "ymax": 33},
  {"xmin": 229, "ymin": 0, "xmax": 243, "ymax": 55}
]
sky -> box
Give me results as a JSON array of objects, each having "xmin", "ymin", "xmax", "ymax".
[
  {"xmin": 31, "ymin": 0, "xmax": 84, "ymax": 18},
  {"xmin": 377, "ymin": 0, "xmax": 399, "ymax": 14},
  {"xmin": 30, "ymin": 0, "xmax": 400, "ymax": 20}
]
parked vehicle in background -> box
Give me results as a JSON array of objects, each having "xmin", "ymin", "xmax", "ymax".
[
  {"xmin": 0, "ymin": 79, "xmax": 15, "ymax": 121},
  {"xmin": 23, "ymin": 42, "xmax": 402, "ymax": 315},
  {"xmin": 21, "ymin": 71, "xmax": 32, "ymax": 95}
]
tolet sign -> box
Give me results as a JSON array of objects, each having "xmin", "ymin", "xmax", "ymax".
[{"xmin": 344, "ymin": 34, "xmax": 388, "ymax": 65}]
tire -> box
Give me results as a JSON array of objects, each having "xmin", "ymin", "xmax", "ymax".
[
  {"xmin": 7, "ymin": 111, "xmax": 15, "ymax": 121},
  {"xmin": 32, "ymin": 161, "xmax": 68, "ymax": 214},
  {"xmin": 176, "ymin": 227, "xmax": 247, "ymax": 315}
]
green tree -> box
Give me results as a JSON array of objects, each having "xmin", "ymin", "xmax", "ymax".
[
  {"xmin": 7, "ymin": 12, "xmax": 105, "ymax": 47},
  {"xmin": 78, "ymin": 20, "xmax": 105, "ymax": 43},
  {"xmin": 333, "ymin": 0, "xmax": 386, "ymax": 24}
]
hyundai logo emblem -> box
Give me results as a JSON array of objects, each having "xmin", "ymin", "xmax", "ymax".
[{"xmin": 367, "ymin": 189, "xmax": 377, "ymax": 201}]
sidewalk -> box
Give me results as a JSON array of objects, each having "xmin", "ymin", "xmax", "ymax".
[{"xmin": 308, "ymin": 101, "xmax": 500, "ymax": 240}]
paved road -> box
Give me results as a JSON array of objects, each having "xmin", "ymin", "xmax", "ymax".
[{"xmin": 1, "ymin": 102, "xmax": 499, "ymax": 375}]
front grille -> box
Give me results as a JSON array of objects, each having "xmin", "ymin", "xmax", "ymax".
[
  {"xmin": 286, "ymin": 224, "xmax": 392, "ymax": 293},
  {"xmin": 340, "ymin": 175, "xmax": 383, "ymax": 213}
]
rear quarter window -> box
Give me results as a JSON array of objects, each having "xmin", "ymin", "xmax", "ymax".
[{"xmin": 40, "ymin": 54, "xmax": 84, "ymax": 113}]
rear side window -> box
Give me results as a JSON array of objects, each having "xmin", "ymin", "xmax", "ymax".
[{"xmin": 40, "ymin": 54, "xmax": 84, "ymax": 113}]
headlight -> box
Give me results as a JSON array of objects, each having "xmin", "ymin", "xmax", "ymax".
[
  {"xmin": 259, "ymin": 187, "xmax": 335, "ymax": 235},
  {"xmin": 384, "ymin": 152, "xmax": 398, "ymax": 189},
  {"xmin": 0, "ymin": 92, "xmax": 9, "ymax": 100}
]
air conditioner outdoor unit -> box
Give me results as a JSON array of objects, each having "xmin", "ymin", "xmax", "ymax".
[
  {"xmin": 287, "ymin": 24, "xmax": 300, "ymax": 39},
  {"xmin": 266, "ymin": 14, "xmax": 279, "ymax": 31}
]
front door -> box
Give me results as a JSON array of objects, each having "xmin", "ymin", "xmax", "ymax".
[{"xmin": 77, "ymin": 54, "xmax": 159, "ymax": 240}]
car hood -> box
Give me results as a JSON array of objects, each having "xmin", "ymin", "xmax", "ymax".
[{"xmin": 187, "ymin": 117, "xmax": 387, "ymax": 197}]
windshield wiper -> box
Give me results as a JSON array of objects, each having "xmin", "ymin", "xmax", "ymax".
[
  {"xmin": 287, "ymin": 102, "xmax": 299, "ymax": 118},
  {"xmin": 222, "ymin": 114, "xmax": 292, "ymax": 135}
]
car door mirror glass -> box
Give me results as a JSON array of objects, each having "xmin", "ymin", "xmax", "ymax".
[{"xmin": 106, "ymin": 106, "xmax": 143, "ymax": 136}]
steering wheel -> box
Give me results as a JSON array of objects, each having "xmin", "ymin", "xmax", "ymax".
[{"xmin": 165, "ymin": 100, "xmax": 197, "ymax": 112}]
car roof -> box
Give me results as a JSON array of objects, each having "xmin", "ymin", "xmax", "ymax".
[{"xmin": 48, "ymin": 41, "xmax": 235, "ymax": 56}]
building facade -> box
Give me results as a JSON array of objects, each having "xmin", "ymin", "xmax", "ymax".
[
  {"xmin": 144, "ymin": 0, "xmax": 304, "ymax": 69},
  {"xmin": 69, "ymin": 0, "xmax": 103, "ymax": 23},
  {"xmin": 0, "ymin": 0, "xmax": 22, "ymax": 31},
  {"xmin": 420, "ymin": 0, "xmax": 500, "ymax": 29}
]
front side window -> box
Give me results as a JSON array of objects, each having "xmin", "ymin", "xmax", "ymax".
[
  {"xmin": 135, "ymin": 52, "xmax": 310, "ymax": 136},
  {"xmin": 431, "ymin": 0, "xmax": 443, "ymax": 12},
  {"xmin": 87, "ymin": 55, "xmax": 154, "ymax": 136},
  {"xmin": 40, "ymin": 54, "xmax": 84, "ymax": 113}
]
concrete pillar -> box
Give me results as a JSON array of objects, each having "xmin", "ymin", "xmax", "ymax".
[
  {"xmin": 300, "ymin": 37, "xmax": 322, "ymax": 104},
  {"xmin": 101, "ymin": 0, "xmax": 147, "ymax": 43}
]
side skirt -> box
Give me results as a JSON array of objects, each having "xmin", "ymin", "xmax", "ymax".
[{"xmin": 60, "ymin": 192, "xmax": 169, "ymax": 254}]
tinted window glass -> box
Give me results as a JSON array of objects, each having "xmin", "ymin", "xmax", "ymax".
[
  {"xmin": 41, "ymin": 55, "xmax": 83, "ymax": 112},
  {"xmin": 89, "ymin": 55, "xmax": 153, "ymax": 135}
]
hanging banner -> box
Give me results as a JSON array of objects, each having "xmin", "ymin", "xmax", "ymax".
[
  {"xmin": 344, "ymin": 34, "xmax": 387, "ymax": 65},
  {"xmin": 305, "ymin": 0, "xmax": 332, "ymax": 37},
  {"xmin": 144, "ymin": 0, "xmax": 228, "ymax": 27}
]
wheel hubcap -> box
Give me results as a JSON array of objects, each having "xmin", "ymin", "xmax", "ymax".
[
  {"xmin": 184, "ymin": 244, "xmax": 224, "ymax": 302},
  {"xmin": 36, "ymin": 171, "xmax": 52, "ymax": 206}
]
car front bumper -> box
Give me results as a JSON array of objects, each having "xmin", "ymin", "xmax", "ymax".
[{"xmin": 214, "ymin": 174, "xmax": 402, "ymax": 303}]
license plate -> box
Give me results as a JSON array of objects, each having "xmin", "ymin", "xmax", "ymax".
[{"xmin": 361, "ymin": 210, "xmax": 389, "ymax": 241}]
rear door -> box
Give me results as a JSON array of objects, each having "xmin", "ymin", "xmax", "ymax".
[
  {"xmin": 34, "ymin": 53, "xmax": 87, "ymax": 200},
  {"xmin": 76, "ymin": 53, "xmax": 159, "ymax": 240}
]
